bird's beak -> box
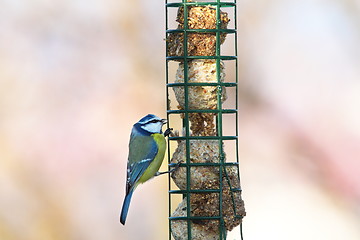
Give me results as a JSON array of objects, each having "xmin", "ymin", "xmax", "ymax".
[{"xmin": 161, "ymin": 119, "xmax": 167, "ymax": 124}]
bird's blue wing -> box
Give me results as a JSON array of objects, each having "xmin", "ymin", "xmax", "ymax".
[{"xmin": 126, "ymin": 134, "xmax": 158, "ymax": 193}]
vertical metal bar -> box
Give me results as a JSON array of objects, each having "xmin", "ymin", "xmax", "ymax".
[
  {"xmin": 165, "ymin": 2, "xmax": 172, "ymax": 240},
  {"xmin": 181, "ymin": 2, "xmax": 192, "ymax": 239},
  {"xmin": 215, "ymin": 1, "xmax": 226, "ymax": 239},
  {"xmin": 233, "ymin": 1, "xmax": 244, "ymax": 239},
  {"xmin": 234, "ymin": 0, "xmax": 239, "ymax": 143}
]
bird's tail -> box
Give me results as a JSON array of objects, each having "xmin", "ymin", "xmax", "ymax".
[{"xmin": 120, "ymin": 188, "xmax": 134, "ymax": 225}]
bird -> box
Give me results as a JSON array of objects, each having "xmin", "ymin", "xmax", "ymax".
[{"xmin": 120, "ymin": 114, "xmax": 170, "ymax": 225}]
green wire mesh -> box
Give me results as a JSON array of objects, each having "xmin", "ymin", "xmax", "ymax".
[{"xmin": 166, "ymin": 1, "xmax": 244, "ymax": 239}]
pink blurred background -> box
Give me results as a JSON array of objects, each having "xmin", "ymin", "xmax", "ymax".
[{"xmin": 1, "ymin": 0, "xmax": 360, "ymax": 239}]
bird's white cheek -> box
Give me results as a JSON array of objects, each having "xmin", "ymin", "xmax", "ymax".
[{"xmin": 142, "ymin": 122, "xmax": 162, "ymax": 133}]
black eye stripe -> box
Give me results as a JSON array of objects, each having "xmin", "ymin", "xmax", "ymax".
[{"xmin": 145, "ymin": 119, "xmax": 159, "ymax": 124}]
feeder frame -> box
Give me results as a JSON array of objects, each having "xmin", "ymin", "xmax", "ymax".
[{"xmin": 165, "ymin": 1, "xmax": 243, "ymax": 239}]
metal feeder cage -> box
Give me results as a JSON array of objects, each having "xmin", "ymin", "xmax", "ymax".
[{"xmin": 165, "ymin": 0, "xmax": 245, "ymax": 239}]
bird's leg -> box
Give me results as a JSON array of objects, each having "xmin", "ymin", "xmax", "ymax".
[
  {"xmin": 164, "ymin": 128, "xmax": 173, "ymax": 137},
  {"xmin": 155, "ymin": 161, "xmax": 182, "ymax": 176}
]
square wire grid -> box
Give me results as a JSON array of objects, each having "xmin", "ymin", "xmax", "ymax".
[{"xmin": 165, "ymin": 1, "xmax": 242, "ymax": 239}]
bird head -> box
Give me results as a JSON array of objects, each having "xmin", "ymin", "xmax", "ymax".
[{"xmin": 136, "ymin": 114, "xmax": 167, "ymax": 134}]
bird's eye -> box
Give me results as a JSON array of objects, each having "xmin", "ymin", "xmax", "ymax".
[{"xmin": 149, "ymin": 120, "xmax": 158, "ymax": 123}]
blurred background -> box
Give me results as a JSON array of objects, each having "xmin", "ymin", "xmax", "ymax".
[{"xmin": 0, "ymin": 0, "xmax": 360, "ymax": 239}]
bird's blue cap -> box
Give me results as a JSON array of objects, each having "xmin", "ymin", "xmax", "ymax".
[{"xmin": 138, "ymin": 114, "xmax": 162, "ymax": 124}]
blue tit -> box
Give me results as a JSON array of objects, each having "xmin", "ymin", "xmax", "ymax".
[{"xmin": 120, "ymin": 114, "xmax": 168, "ymax": 225}]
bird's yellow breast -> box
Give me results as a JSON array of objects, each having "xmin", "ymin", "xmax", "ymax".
[{"xmin": 138, "ymin": 133, "xmax": 166, "ymax": 184}]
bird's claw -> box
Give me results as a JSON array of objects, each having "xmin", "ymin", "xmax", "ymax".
[
  {"xmin": 170, "ymin": 161, "xmax": 182, "ymax": 173},
  {"xmin": 155, "ymin": 161, "xmax": 182, "ymax": 177},
  {"xmin": 164, "ymin": 128, "xmax": 173, "ymax": 137}
]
